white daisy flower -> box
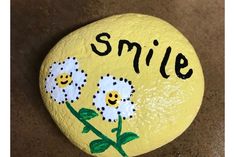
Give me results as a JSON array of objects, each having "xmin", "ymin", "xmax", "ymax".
[
  {"xmin": 92, "ymin": 74, "xmax": 136, "ymax": 122},
  {"xmin": 45, "ymin": 57, "xmax": 87, "ymax": 104}
]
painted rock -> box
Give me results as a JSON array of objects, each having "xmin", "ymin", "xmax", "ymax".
[{"xmin": 40, "ymin": 13, "xmax": 204, "ymax": 157}]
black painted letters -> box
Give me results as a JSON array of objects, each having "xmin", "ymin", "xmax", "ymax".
[
  {"xmin": 90, "ymin": 32, "xmax": 112, "ymax": 56},
  {"xmin": 118, "ymin": 40, "xmax": 141, "ymax": 73},
  {"xmin": 160, "ymin": 46, "xmax": 171, "ymax": 78},
  {"xmin": 175, "ymin": 53, "xmax": 193, "ymax": 79},
  {"xmin": 90, "ymin": 32, "xmax": 193, "ymax": 80}
]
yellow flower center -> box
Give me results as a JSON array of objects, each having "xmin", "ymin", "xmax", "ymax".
[
  {"xmin": 105, "ymin": 91, "xmax": 121, "ymax": 108},
  {"xmin": 56, "ymin": 73, "xmax": 72, "ymax": 88}
]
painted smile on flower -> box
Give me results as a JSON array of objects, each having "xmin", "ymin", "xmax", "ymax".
[
  {"xmin": 45, "ymin": 57, "xmax": 87, "ymax": 104},
  {"xmin": 108, "ymin": 98, "xmax": 117, "ymax": 105},
  {"xmin": 93, "ymin": 74, "xmax": 136, "ymax": 122},
  {"xmin": 55, "ymin": 73, "xmax": 73, "ymax": 88},
  {"xmin": 105, "ymin": 91, "xmax": 120, "ymax": 107}
]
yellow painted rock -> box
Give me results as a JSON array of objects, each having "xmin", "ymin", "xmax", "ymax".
[{"xmin": 39, "ymin": 13, "xmax": 204, "ymax": 157}]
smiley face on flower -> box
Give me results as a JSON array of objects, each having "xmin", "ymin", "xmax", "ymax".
[
  {"xmin": 105, "ymin": 91, "xmax": 121, "ymax": 108},
  {"xmin": 45, "ymin": 57, "xmax": 87, "ymax": 104},
  {"xmin": 93, "ymin": 74, "xmax": 136, "ymax": 122}
]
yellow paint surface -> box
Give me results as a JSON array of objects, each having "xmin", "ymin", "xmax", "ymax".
[{"xmin": 40, "ymin": 13, "xmax": 204, "ymax": 157}]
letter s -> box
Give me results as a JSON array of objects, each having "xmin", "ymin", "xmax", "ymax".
[{"xmin": 90, "ymin": 32, "xmax": 112, "ymax": 56}]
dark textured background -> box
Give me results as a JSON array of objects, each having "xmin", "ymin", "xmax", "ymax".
[{"xmin": 11, "ymin": 0, "xmax": 224, "ymax": 156}]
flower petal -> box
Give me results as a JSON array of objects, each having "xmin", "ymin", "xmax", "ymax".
[
  {"xmin": 50, "ymin": 86, "xmax": 65, "ymax": 104},
  {"xmin": 49, "ymin": 62, "xmax": 63, "ymax": 78},
  {"xmin": 117, "ymin": 101, "xmax": 135, "ymax": 119},
  {"xmin": 63, "ymin": 83, "xmax": 81, "ymax": 103},
  {"xmin": 63, "ymin": 57, "xmax": 79, "ymax": 72},
  {"xmin": 98, "ymin": 75, "xmax": 114, "ymax": 90},
  {"xmin": 102, "ymin": 107, "xmax": 118, "ymax": 122},
  {"xmin": 45, "ymin": 75, "xmax": 57, "ymax": 93},
  {"xmin": 93, "ymin": 91, "xmax": 106, "ymax": 109},
  {"xmin": 112, "ymin": 80, "xmax": 133, "ymax": 99},
  {"xmin": 72, "ymin": 70, "xmax": 87, "ymax": 88},
  {"xmin": 99, "ymin": 75, "xmax": 134, "ymax": 99}
]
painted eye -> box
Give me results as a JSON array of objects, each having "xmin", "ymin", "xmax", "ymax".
[
  {"xmin": 60, "ymin": 75, "xmax": 63, "ymax": 78},
  {"xmin": 66, "ymin": 75, "xmax": 68, "ymax": 78},
  {"xmin": 109, "ymin": 93, "xmax": 112, "ymax": 97},
  {"xmin": 114, "ymin": 94, "xmax": 118, "ymax": 98}
]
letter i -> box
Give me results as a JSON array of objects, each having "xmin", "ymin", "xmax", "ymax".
[{"xmin": 146, "ymin": 39, "xmax": 159, "ymax": 66}]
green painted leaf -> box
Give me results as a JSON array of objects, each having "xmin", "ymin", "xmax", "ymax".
[
  {"xmin": 82, "ymin": 126, "xmax": 91, "ymax": 133},
  {"xmin": 111, "ymin": 128, "xmax": 118, "ymax": 133},
  {"xmin": 78, "ymin": 108, "xmax": 98, "ymax": 120},
  {"xmin": 89, "ymin": 139, "xmax": 111, "ymax": 153},
  {"xmin": 118, "ymin": 132, "xmax": 139, "ymax": 145}
]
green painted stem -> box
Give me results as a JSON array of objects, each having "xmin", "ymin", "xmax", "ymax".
[
  {"xmin": 116, "ymin": 115, "xmax": 122, "ymax": 143},
  {"xmin": 66, "ymin": 102, "xmax": 128, "ymax": 157}
]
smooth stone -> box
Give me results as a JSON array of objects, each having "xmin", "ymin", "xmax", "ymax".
[{"xmin": 40, "ymin": 13, "xmax": 204, "ymax": 157}]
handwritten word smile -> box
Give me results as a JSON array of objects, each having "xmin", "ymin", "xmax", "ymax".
[{"xmin": 91, "ymin": 32, "xmax": 193, "ymax": 80}]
